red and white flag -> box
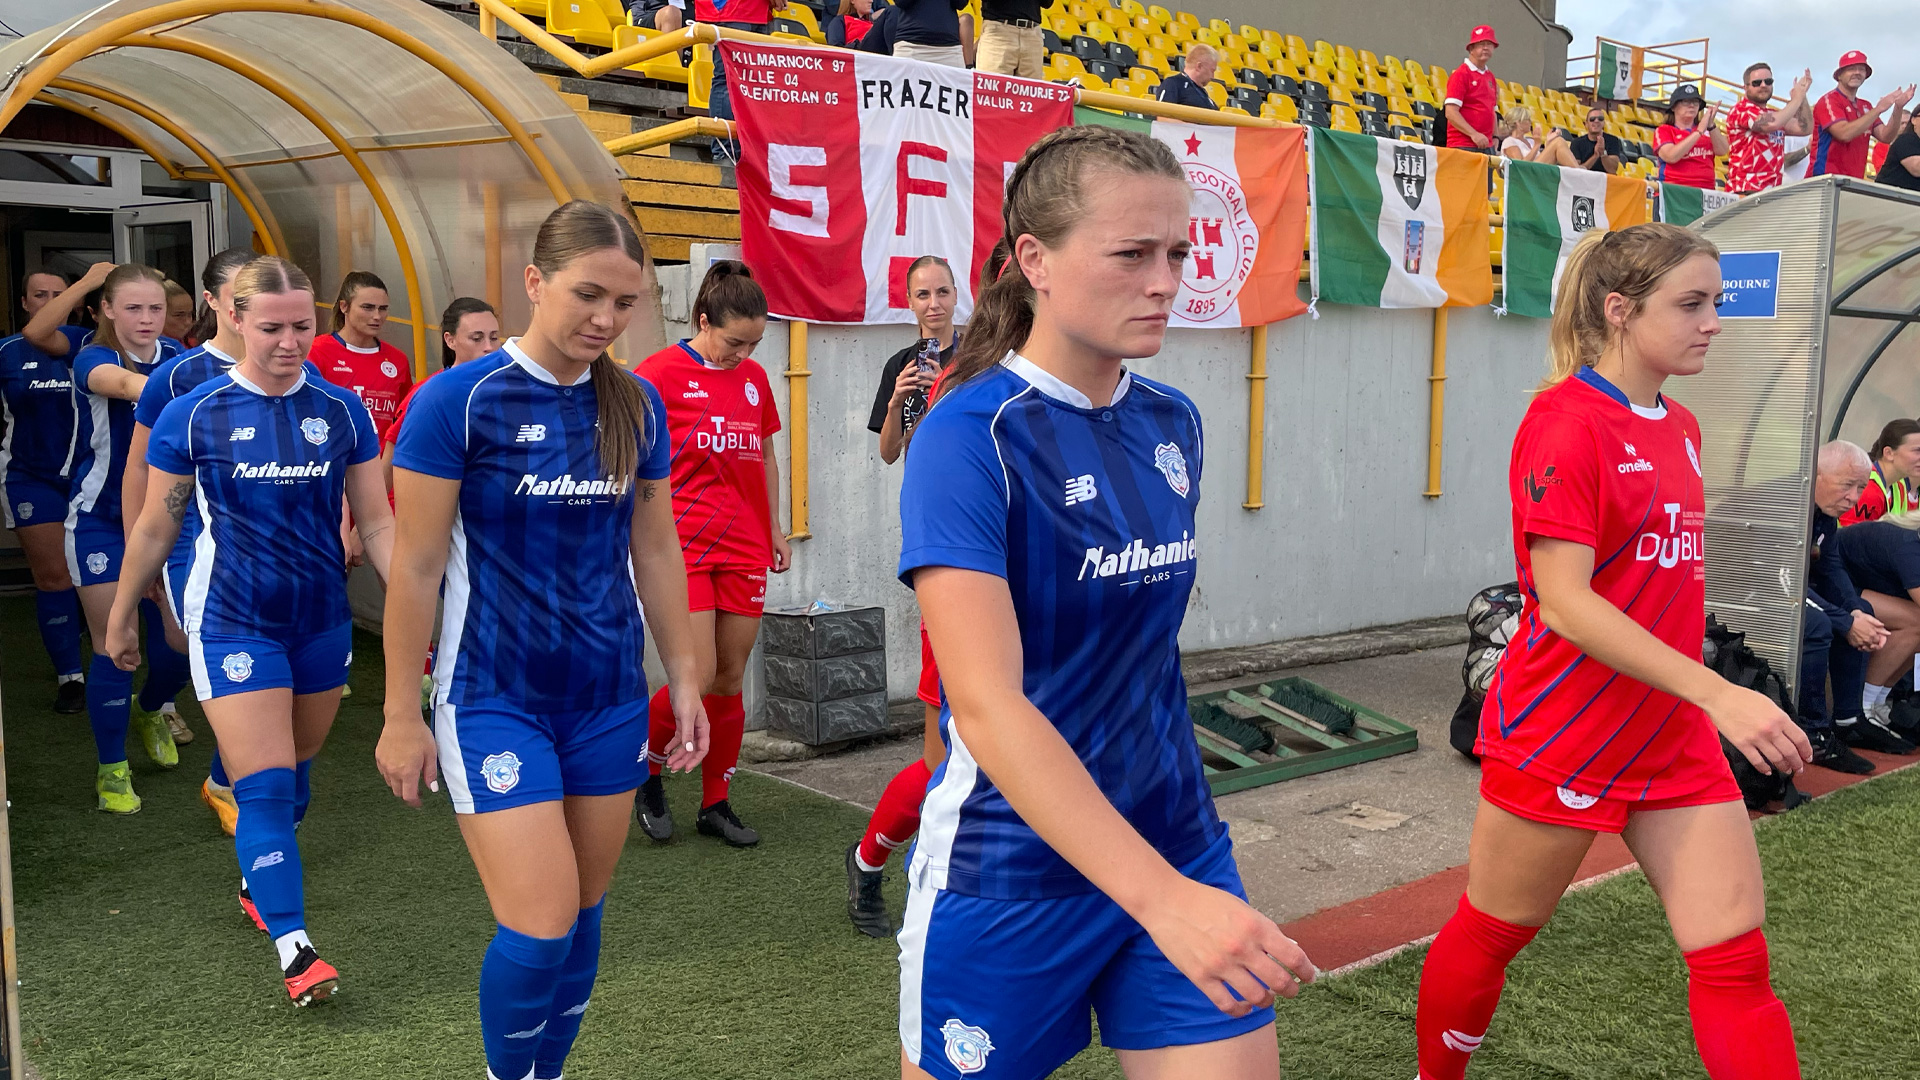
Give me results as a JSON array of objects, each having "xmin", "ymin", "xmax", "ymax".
[{"xmin": 724, "ymin": 41, "xmax": 1074, "ymax": 324}]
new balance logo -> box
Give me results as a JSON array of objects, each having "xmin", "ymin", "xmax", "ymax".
[
  {"xmin": 562, "ymin": 998, "xmax": 590, "ymax": 1017},
  {"xmin": 250, "ymin": 851, "xmax": 285, "ymax": 872},
  {"xmin": 1442, "ymin": 1029, "xmax": 1484, "ymax": 1054},
  {"xmin": 516, "ymin": 424, "xmax": 547, "ymax": 442},
  {"xmin": 230, "ymin": 427, "xmax": 256, "ymax": 441},
  {"xmin": 1064, "ymin": 474, "xmax": 1098, "ymax": 506}
]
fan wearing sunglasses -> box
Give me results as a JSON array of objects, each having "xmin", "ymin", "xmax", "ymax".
[
  {"xmin": 1571, "ymin": 107, "xmax": 1625, "ymax": 173},
  {"xmin": 1726, "ymin": 63, "xmax": 1814, "ymax": 194}
]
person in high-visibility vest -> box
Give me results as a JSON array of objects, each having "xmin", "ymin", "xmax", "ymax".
[{"xmin": 1841, "ymin": 418, "xmax": 1920, "ymax": 525}]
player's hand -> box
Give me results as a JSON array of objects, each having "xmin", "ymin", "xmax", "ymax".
[
  {"xmin": 104, "ymin": 608, "xmax": 142, "ymax": 672},
  {"xmin": 375, "ymin": 712, "xmax": 439, "ymax": 807},
  {"xmin": 662, "ymin": 683, "xmax": 710, "ymax": 772},
  {"xmin": 891, "ymin": 362, "xmax": 932, "ymax": 405},
  {"xmin": 770, "ymin": 529, "xmax": 793, "ymax": 573},
  {"xmin": 1704, "ymin": 682, "xmax": 1810, "ymax": 776},
  {"xmin": 1470, "ymin": 130, "xmax": 1490, "ymax": 149},
  {"xmin": 1847, "ymin": 611, "xmax": 1888, "ymax": 651},
  {"xmin": 77, "ymin": 261, "xmax": 117, "ymax": 290},
  {"xmin": 343, "ymin": 523, "xmax": 365, "ymax": 568},
  {"xmin": 1136, "ymin": 876, "xmax": 1316, "ymax": 1017}
]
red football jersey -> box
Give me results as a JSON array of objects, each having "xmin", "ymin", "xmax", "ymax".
[
  {"xmin": 1479, "ymin": 368, "xmax": 1721, "ymax": 800},
  {"xmin": 634, "ymin": 342, "xmax": 782, "ymax": 569},
  {"xmin": 310, "ymin": 333, "xmax": 413, "ymax": 439},
  {"xmin": 1811, "ymin": 89, "xmax": 1874, "ymax": 178},
  {"xmin": 1654, "ymin": 123, "xmax": 1718, "ymax": 189}
]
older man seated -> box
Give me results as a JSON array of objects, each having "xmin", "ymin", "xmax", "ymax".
[{"xmin": 1803, "ymin": 442, "xmax": 1890, "ymax": 772}]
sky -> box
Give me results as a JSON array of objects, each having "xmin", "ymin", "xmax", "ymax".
[{"xmin": 1556, "ymin": 0, "xmax": 1918, "ymax": 100}]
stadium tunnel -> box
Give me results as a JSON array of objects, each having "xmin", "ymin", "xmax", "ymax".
[{"xmin": 0, "ymin": 0, "xmax": 669, "ymax": 376}]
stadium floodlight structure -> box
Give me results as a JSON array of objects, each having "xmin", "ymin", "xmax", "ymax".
[
  {"xmin": 1677, "ymin": 178, "xmax": 1920, "ymax": 695},
  {"xmin": 0, "ymin": 0, "xmax": 667, "ymax": 377}
]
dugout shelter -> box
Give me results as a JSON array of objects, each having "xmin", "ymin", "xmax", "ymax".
[{"xmin": 1681, "ymin": 177, "xmax": 1920, "ymax": 694}]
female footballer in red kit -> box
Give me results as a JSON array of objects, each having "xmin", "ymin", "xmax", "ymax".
[{"xmin": 1414, "ymin": 224, "xmax": 1811, "ymax": 1080}]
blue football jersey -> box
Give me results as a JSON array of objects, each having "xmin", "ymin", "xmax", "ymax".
[
  {"xmin": 899, "ymin": 355, "xmax": 1222, "ymax": 900},
  {"xmin": 70, "ymin": 339, "xmax": 180, "ymax": 521},
  {"xmin": 147, "ymin": 367, "xmax": 378, "ymax": 636},
  {"xmin": 393, "ymin": 340, "xmax": 672, "ymax": 713},
  {"xmin": 0, "ymin": 326, "xmax": 87, "ymax": 485}
]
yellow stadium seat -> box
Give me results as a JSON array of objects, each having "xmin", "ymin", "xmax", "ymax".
[
  {"xmin": 1286, "ymin": 34, "xmax": 1307, "ymax": 52},
  {"xmin": 513, "ymin": 0, "xmax": 548, "ymax": 18},
  {"xmin": 689, "ymin": 44, "xmax": 713, "ymax": 109},
  {"xmin": 1359, "ymin": 49, "xmax": 1378, "ymax": 71},
  {"xmin": 1146, "ymin": 33, "xmax": 1175, "ymax": 53},
  {"xmin": 1263, "ymin": 96, "xmax": 1298, "ymax": 123},
  {"xmin": 1192, "ymin": 27, "xmax": 1220, "ymax": 46},
  {"xmin": 1121, "ymin": 0, "xmax": 1146, "ymax": 14},
  {"xmin": 1327, "ymin": 81, "xmax": 1354, "ymax": 106},
  {"xmin": 1100, "ymin": 7, "xmax": 1127, "ymax": 28},
  {"xmin": 1047, "ymin": 13, "xmax": 1075, "ymax": 36},
  {"xmin": 1243, "ymin": 54, "xmax": 1272, "ymax": 75},
  {"xmin": 1262, "ymin": 29, "xmax": 1285, "ymax": 46},
  {"xmin": 1303, "ymin": 63, "xmax": 1327, "ymax": 84},
  {"xmin": 1412, "ymin": 82, "xmax": 1437, "ymax": 105},
  {"xmin": 1205, "ymin": 81, "xmax": 1228, "ymax": 107},
  {"xmin": 615, "ymin": 26, "xmax": 691, "ymax": 83},
  {"xmin": 1086, "ymin": 21, "xmax": 1115, "ymax": 42},
  {"xmin": 1140, "ymin": 46, "xmax": 1172, "ymax": 73},
  {"xmin": 1332, "ymin": 104, "xmax": 1360, "ymax": 131},
  {"xmin": 1286, "ymin": 43, "xmax": 1308, "ymax": 68},
  {"xmin": 1079, "ymin": 71, "xmax": 1108, "ymax": 90},
  {"xmin": 1335, "ymin": 43, "xmax": 1357, "ymax": 66},
  {"xmin": 1332, "ymin": 69, "xmax": 1358, "ymax": 91},
  {"xmin": 1148, "ymin": 4, "xmax": 1172, "ymax": 23},
  {"xmin": 1388, "ymin": 93, "xmax": 1411, "ymax": 114},
  {"xmin": 1209, "ymin": 17, "xmax": 1232, "ymax": 36},
  {"xmin": 1117, "ymin": 27, "xmax": 1146, "ymax": 49},
  {"xmin": 1109, "ymin": 77, "xmax": 1136, "ymax": 96},
  {"xmin": 1406, "ymin": 60, "xmax": 1426, "ymax": 79},
  {"xmin": 774, "ymin": 2, "xmax": 823, "ymax": 39},
  {"xmin": 1223, "ymin": 34, "xmax": 1247, "ymax": 52},
  {"xmin": 1130, "ymin": 67, "xmax": 1161, "ymax": 87},
  {"xmin": 1238, "ymin": 24, "xmax": 1262, "ymax": 41},
  {"xmin": 1311, "ymin": 41, "xmax": 1335, "ymax": 68},
  {"xmin": 549, "ymin": 0, "xmax": 615, "ymax": 48},
  {"xmin": 1132, "ymin": 13, "xmax": 1160, "ymax": 30},
  {"xmin": 1257, "ymin": 40, "xmax": 1282, "ymax": 59},
  {"xmin": 1224, "ymin": 105, "xmax": 1252, "ymax": 116},
  {"xmin": 1068, "ymin": 3, "xmax": 1094, "ymax": 22},
  {"xmin": 1173, "ymin": 10, "xmax": 1199, "ymax": 29},
  {"xmin": 1048, "ymin": 52, "xmax": 1086, "ymax": 79},
  {"xmin": 1164, "ymin": 22, "xmax": 1192, "ymax": 42},
  {"xmin": 1364, "ymin": 72, "xmax": 1390, "ymax": 95}
]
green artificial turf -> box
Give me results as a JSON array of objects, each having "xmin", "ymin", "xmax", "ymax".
[{"xmin": 4, "ymin": 593, "xmax": 1919, "ymax": 1079}]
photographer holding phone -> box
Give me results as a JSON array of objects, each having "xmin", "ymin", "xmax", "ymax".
[{"xmin": 868, "ymin": 256, "xmax": 960, "ymax": 465}]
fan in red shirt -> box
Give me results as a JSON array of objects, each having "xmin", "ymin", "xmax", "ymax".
[
  {"xmin": 1810, "ymin": 51, "xmax": 1915, "ymax": 179},
  {"xmin": 1415, "ymin": 224, "xmax": 1808, "ymax": 1080},
  {"xmin": 1444, "ymin": 25, "xmax": 1499, "ymax": 150},
  {"xmin": 632, "ymin": 261, "xmax": 790, "ymax": 849},
  {"xmin": 310, "ymin": 270, "xmax": 413, "ymax": 439},
  {"xmin": 1653, "ymin": 84, "xmax": 1727, "ymax": 190},
  {"xmin": 1724, "ymin": 64, "xmax": 1814, "ymax": 194}
]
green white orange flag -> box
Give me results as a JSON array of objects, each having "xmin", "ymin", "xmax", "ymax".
[
  {"xmin": 1151, "ymin": 120, "xmax": 1310, "ymax": 327},
  {"xmin": 1310, "ymin": 128, "xmax": 1494, "ymax": 310},
  {"xmin": 1501, "ymin": 159, "xmax": 1651, "ymax": 317},
  {"xmin": 1659, "ymin": 183, "xmax": 1739, "ymax": 226}
]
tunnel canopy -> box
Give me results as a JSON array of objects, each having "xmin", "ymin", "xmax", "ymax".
[
  {"xmin": 1680, "ymin": 177, "xmax": 1920, "ymax": 690},
  {"xmin": 0, "ymin": 0, "xmax": 663, "ymax": 368}
]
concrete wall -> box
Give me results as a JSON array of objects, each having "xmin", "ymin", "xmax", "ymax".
[
  {"xmin": 652, "ymin": 267, "xmax": 1551, "ymax": 718},
  {"xmin": 1192, "ymin": 0, "xmax": 1573, "ymax": 92}
]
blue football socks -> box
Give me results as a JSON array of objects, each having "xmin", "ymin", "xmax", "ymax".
[
  {"xmin": 293, "ymin": 759, "xmax": 313, "ymax": 825},
  {"xmin": 35, "ymin": 588, "xmax": 83, "ymax": 678},
  {"xmin": 480, "ymin": 923, "xmax": 575, "ymax": 1080},
  {"xmin": 209, "ymin": 749, "xmax": 231, "ymax": 788},
  {"xmin": 137, "ymin": 599, "xmax": 188, "ymax": 711},
  {"xmin": 85, "ymin": 654, "xmax": 133, "ymax": 765},
  {"xmin": 534, "ymin": 898, "xmax": 607, "ymax": 1079},
  {"xmin": 232, "ymin": 768, "xmax": 309, "ymax": 967}
]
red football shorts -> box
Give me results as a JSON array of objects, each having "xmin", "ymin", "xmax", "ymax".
[
  {"xmin": 917, "ymin": 624, "xmax": 941, "ymax": 708},
  {"xmin": 686, "ymin": 567, "xmax": 767, "ymax": 617},
  {"xmin": 1479, "ymin": 757, "xmax": 1741, "ymax": 833}
]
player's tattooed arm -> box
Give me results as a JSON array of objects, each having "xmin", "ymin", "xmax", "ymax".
[
  {"xmin": 163, "ymin": 478, "xmax": 195, "ymax": 524},
  {"xmin": 641, "ymin": 480, "xmax": 658, "ymax": 503}
]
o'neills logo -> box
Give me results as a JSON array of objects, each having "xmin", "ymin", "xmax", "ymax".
[
  {"xmin": 1079, "ymin": 532, "xmax": 1196, "ymax": 580},
  {"xmin": 232, "ymin": 461, "xmax": 329, "ymax": 479},
  {"xmin": 514, "ymin": 473, "xmax": 628, "ymax": 497}
]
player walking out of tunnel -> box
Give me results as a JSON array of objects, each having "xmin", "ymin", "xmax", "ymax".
[
  {"xmin": 896, "ymin": 126, "xmax": 1316, "ymax": 1080},
  {"xmin": 126, "ymin": 247, "xmax": 274, "ymax": 834},
  {"xmin": 310, "ymin": 270, "xmax": 413, "ymax": 440},
  {"xmin": 107, "ymin": 255, "xmax": 393, "ymax": 1005},
  {"xmin": 1413, "ymin": 224, "xmax": 1810, "ymax": 1080},
  {"xmin": 633, "ymin": 260, "xmax": 791, "ymax": 848},
  {"xmin": 2, "ymin": 269, "xmax": 90, "ymax": 715},
  {"xmin": 378, "ymin": 200, "xmax": 710, "ymax": 1080},
  {"xmin": 26, "ymin": 263, "xmax": 182, "ymax": 812}
]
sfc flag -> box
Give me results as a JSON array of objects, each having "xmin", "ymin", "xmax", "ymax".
[{"xmin": 1501, "ymin": 159, "xmax": 1650, "ymax": 317}]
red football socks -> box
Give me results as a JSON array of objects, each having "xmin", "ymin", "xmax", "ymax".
[
  {"xmin": 645, "ymin": 686, "xmax": 674, "ymax": 777},
  {"xmin": 1685, "ymin": 929, "xmax": 1800, "ymax": 1080},
  {"xmin": 1415, "ymin": 894, "xmax": 1541, "ymax": 1080},
  {"xmin": 701, "ymin": 692, "xmax": 745, "ymax": 809},
  {"xmin": 857, "ymin": 759, "xmax": 932, "ymax": 871}
]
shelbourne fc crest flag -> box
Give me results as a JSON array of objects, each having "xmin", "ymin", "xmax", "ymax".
[
  {"xmin": 1501, "ymin": 159, "xmax": 1651, "ymax": 317},
  {"xmin": 1660, "ymin": 183, "xmax": 1739, "ymax": 226},
  {"xmin": 724, "ymin": 41, "xmax": 1075, "ymax": 324},
  {"xmin": 1596, "ymin": 41, "xmax": 1643, "ymax": 100},
  {"xmin": 1152, "ymin": 121, "xmax": 1310, "ymax": 327},
  {"xmin": 1309, "ymin": 128, "xmax": 1494, "ymax": 309}
]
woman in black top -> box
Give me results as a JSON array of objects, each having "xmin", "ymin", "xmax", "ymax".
[{"xmin": 1879, "ymin": 109, "xmax": 1920, "ymax": 190}]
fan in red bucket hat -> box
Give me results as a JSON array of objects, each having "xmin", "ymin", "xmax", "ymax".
[
  {"xmin": 1810, "ymin": 50, "xmax": 1915, "ymax": 179},
  {"xmin": 1468, "ymin": 24, "xmax": 1499, "ymax": 48},
  {"xmin": 1833, "ymin": 50, "xmax": 1871, "ymax": 81}
]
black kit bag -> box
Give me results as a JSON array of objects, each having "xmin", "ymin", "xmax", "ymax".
[
  {"xmin": 1451, "ymin": 582, "xmax": 1524, "ymax": 761},
  {"xmin": 1701, "ymin": 615, "xmax": 1809, "ymax": 811}
]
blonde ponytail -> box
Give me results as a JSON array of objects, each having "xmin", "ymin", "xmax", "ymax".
[{"xmin": 1541, "ymin": 223, "xmax": 1719, "ymax": 390}]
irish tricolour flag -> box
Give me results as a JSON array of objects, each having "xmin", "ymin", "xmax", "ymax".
[
  {"xmin": 1310, "ymin": 129, "xmax": 1494, "ymax": 309},
  {"xmin": 1502, "ymin": 160, "xmax": 1650, "ymax": 318},
  {"xmin": 1660, "ymin": 183, "xmax": 1739, "ymax": 226}
]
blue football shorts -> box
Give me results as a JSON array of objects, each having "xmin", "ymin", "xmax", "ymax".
[
  {"xmin": 189, "ymin": 622, "xmax": 353, "ymax": 701},
  {"xmin": 434, "ymin": 696, "xmax": 649, "ymax": 814},
  {"xmin": 64, "ymin": 509, "xmax": 123, "ymax": 587}
]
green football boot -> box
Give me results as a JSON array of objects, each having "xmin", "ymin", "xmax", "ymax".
[{"xmin": 96, "ymin": 762, "xmax": 142, "ymax": 814}]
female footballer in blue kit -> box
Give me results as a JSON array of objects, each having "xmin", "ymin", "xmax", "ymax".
[
  {"xmin": 3, "ymin": 268, "xmax": 91, "ymax": 714},
  {"xmin": 107, "ymin": 255, "xmax": 395, "ymax": 1005},
  {"xmin": 377, "ymin": 200, "xmax": 710, "ymax": 1080},
  {"xmin": 897, "ymin": 125, "xmax": 1315, "ymax": 1080},
  {"xmin": 28, "ymin": 263, "xmax": 182, "ymax": 811}
]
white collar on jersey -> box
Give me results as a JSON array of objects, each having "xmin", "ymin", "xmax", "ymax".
[
  {"xmin": 201, "ymin": 342, "xmax": 236, "ymax": 367},
  {"xmin": 1000, "ymin": 352, "xmax": 1132, "ymax": 409},
  {"xmin": 503, "ymin": 337, "xmax": 593, "ymax": 386},
  {"xmin": 227, "ymin": 365, "xmax": 308, "ymax": 397},
  {"xmin": 335, "ymin": 334, "xmax": 381, "ymax": 354}
]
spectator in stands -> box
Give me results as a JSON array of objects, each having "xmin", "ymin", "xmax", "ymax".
[
  {"xmin": 825, "ymin": 0, "xmax": 873, "ymax": 46},
  {"xmin": 1879, "ymin": 107, "xmax": 1920, "ymax": 192},
  {"xmin": 1803, "ymin": 440, "xmax": 1885, "ymax": 772},
  {"xmin": 693, "ymin": 0, "xmax": 771, "ymax": 156},
  {"xmin": 1810, "ymin": 51, "xmax": 1914, "ymax": 179},
  {"xmin": 1499, "ymin": 106, "xmax": 1570, "ymax": 164},
  {"xmin": 1781, "ymin": 131, "xmax": 1811, "ymax": 183},
  {"xmin": 868, "ymin": 255, "xmax": 958, "ymax": 464},
  {"xmin": 1724, "ymin": 64, "xmax": 1812, "ymax": 196},
  {"xmin": 627, "ymin": 0, "xmax": 683, "ymax": 32},
  {"xmin": 1654, "ymin": 85, "xmax": 1726, "ymax": 190},
  {"xmin": 974, "ymin": 0, "xmax": 1051, "ymax": 78},
  {"xmin": 1841, "ymin": 419, "xmax": 1920, "ymax": 525},
  {"xmin": 857, "ymin": 0, "xmax": 969, "ymax": 67},
  {"xmin": 1569, "ymin": 105, "xmax": 1623, "ymax": 173},
  {"xmin": 1444, "ymin": 25, "xmax": 1499, "ymax": 151},
  {"xmin": 1832, "ymin": 512, "xmax": 1920, "ymax": 754},
  {"xmin": 1155, "ymin": 43, "xmax": 1218, "ymax": 110}
]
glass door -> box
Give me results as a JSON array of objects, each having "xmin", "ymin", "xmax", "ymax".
[{"xmin": 116, "ymin": 201, "xmax": 210, "ymax": 293}]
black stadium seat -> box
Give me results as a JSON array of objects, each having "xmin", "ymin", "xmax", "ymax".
[
  {"xmin": 1361, "ymin": 114, "xmax": 1390, "ymax": 136},
  {"xmin": 1072, "ymin": 35, "xmax": 1105, "ymax": 64},
  {"xmin": 1269, "ymin": 74, "xmax": 1299, "ymax": 98},
  {"xmin": 1359, "ymin": 90, "xmax": 1387, "ymax": 111},
  {"xmin": 1301, "ymin": 79, "xmax": 1328, "ymax": 101},
  {"xmin": 771, "ymin": 17, "xmax": 809, "ymax": 35},
  {"xmin": 1232, "ymin": 86, "xmax": 1266, "ymax": 111},
  {"xmin": 1412, "ymin": 100, "xmax": 1439, "ymax": 119},
  {"xmin": 1389, "ymin": 124, "xmax": 1418, "ymax": 140},
  {"xmin": 1106, "ymin": 42, "xmax": 1138, "ymax": 69},
  {"xmin": 1237, "ymin": 68, "xmax": 1270, "ymax": 92},
  {"xmin": 1085, "ymin": 58, "xmax": 1123, "ymax": 81},
  {"xmin": 1042, "ymin": 28, "xmax": 1063, "ymax": 54},
  {"xmin": 1301, "ymin": 110, "xmax": 1331, "ymax": 128}
]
